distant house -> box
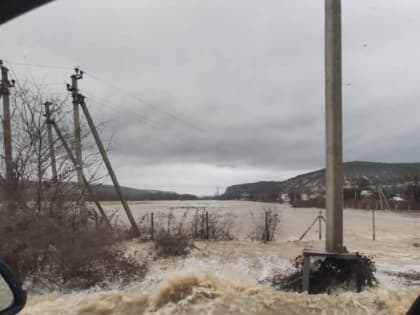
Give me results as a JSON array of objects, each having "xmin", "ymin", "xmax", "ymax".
[
  {"xmin": 360, "ymin": 190, "xmax": 373, "ymax": 198},
  {"xmin": 392, "ymin": 195, "xmax": 404, "ymax": 202},
  {"xmin": 301, "ymin": 193, "xmax": 309, "ymax": 201},
  {"xmin": 239, "ymin": 192, "xmax": 250, "ymax": 200},
  {"xmin": 309, "ymin": 189, "xmax": 323, "ymax": 199},
  {"xmin": 280, "ymin": 193, "xmax": 290, "ymax": 202}
]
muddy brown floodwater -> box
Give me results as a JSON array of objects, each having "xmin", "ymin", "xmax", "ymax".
[{"xmin": 21, "ymin": 201, "xmax": 420, "ymax": 315}]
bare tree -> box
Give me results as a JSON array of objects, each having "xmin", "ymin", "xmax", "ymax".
[{"xmin": 3, "ymin": 78, "xmax": 109, "ymax": 219}]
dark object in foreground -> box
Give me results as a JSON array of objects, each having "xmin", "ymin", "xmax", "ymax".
[
  {"xmin": 406, "ymin": 295, "xmax": 420, "ymax": 315},
  {"xmin": 0, "ymin": 260, "xmax": 26, "ymax": 315},
  {"xmin": 0, "ymin": 0, "xmax": 55, "ymax": 25},
  {"xmin": 269, "ymin": 254, "xmax": 378, "ymax": 294}
]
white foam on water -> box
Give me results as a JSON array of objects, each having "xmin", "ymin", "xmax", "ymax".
[
  {"xmin": 21, "ymin": 271, "xmax": 420, "ymax": 315},
  {"xmin": 20, "ymin": 201, "xmax": 420, "ymax": 314}
]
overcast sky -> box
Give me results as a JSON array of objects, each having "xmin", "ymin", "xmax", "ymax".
[{"xmin": 1, "ymin": 0, "xmax": 420, "ymax": 195}]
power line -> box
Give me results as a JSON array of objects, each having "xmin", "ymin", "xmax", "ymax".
[
  {"xmin": 6, "ymin": 64, "xmax": 184, "ymax": 137},
  {"xmin": 4, "ymin": 59, "xmax": 73, "ymax": 71},
  {"xmin": 5, "ymin": 60, "xmax": 218, "ymax": 153},
  {"xmin": 39, "ymin": 82, "xmax": 67, "ymax": 87},
  {"xmin": 6, "ymin": 64, "xmax": 69, "ymax": 94},
  {"xmin": 82, "ymin": 91, "xmax": 211, "ymax": 153},
  {"xmin": 84, "ymin": 71, "xmax": 207, "ymax": 134},
  {"xmin": 84, "ymin": 92, "xmax": 164, "ymax": 130},
  {"xmin": 82, "ymin": 89, "xmax": 157, "ymax": 125},
  {"xmin": 5, "ymin": 64, "xmax": 140, "ymax": 128},
  {"xmin": 4, "ymin": 59, "xmax": 207, "ymax": 134}
]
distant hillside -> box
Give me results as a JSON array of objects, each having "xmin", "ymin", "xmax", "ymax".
[
  {"xmin": 224, "ymin": 181, "xmax": 282, "ymax": 200},
  {"xmin": 91, "ymin": 184, "xmax": 197, "ymax": 201},
  {"xmin": 0, "ymin": 182, "xmax": 197, "ymax": 201},
  {"xmin": 224, "ymin": 161, "xmax": 420, "ymax": 200}
]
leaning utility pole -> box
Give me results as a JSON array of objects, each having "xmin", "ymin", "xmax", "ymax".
[
  {"xmin": 78, "ymin": 94, "xmax": 140, "ymax": 237},
  {"xmin": 0, "ymin": 60, "xmax": 14, "ymax": 188},
  {"xmin": 43, "ymin": 102, "xmax": 58, "ymax": 182},
  {"xmin": 325, "ymin": 0, "xmax": 344, "ymax": 253},
  {"xmin": 47, "ymin": 114, "xmax": 112, "ymax": 229},
  {"xmin": 67, "ymin": 68, "xmax": 86, "ymax": 212}
]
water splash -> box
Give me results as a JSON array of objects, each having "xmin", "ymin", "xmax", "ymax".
[{"xmin": 21, "ymin": 271, "xmax": 420, "ymax": 315}]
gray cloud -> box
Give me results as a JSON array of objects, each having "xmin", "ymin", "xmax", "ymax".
[{"xmin": 1, "ymin": 0, "xmax": 420, "ymax": 194}]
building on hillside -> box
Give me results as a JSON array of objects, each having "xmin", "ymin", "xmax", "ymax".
[
  {"xmin": 391, "ymin": 195, "xmax": 404, "ymax": 202},
  {"xmin": 301, "ymin": 192, "xmax": 309, "ymax": 201},
  {"xmin": 360, "ymin": 190, "xmax": 373, "ymax": 198},
  {"xmin": 280, "ymin": 193, "xmax": 290, "ymax": 202}
]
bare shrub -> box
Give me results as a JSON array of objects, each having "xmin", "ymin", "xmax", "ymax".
[
  {"xmin": 136, "ymin": 212, "xmax": 153, "ymax": 241},
  {"xmin": 206, "ymin": 211, "xmax": 235, "ymax": 240},
  {"xmin": 152, "ymin": 208, "xmax": 235, "ymax": 257},
  {"xmin": 0, "ymin": 205, "xmax": 147, "ymax": 291},
  {"xmin": 154, "ymin": 236, "xmax": 191, "ymax": 258},
  {"xmin": 249, "ymin": 205, "xmax": 281, "ymax": 242},
  {"xmin": 267, "ymin": 254, "xmax": 378, "ymax": 293},
  {"xmin": 191, "ymin": 208, "xmax": 207, "ymax": 239},
  {"xmin": 153, "ymin": 210, "xmax": 192, "ymax": 258},
  {"xmin": 190, "ymin": 208, "xmax": 235, "ymax": 241}
]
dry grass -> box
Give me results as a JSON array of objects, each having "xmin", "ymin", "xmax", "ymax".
[{"xmin": 0, "ymin": 204, "xmax": 147, "ymax": 291}]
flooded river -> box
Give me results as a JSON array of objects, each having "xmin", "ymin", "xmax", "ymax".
[{"xmin": 21, "ymin": 201, "xmax": 420, "ymax": 314}]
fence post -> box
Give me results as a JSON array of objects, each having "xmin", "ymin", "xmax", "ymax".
[
  {"xmin": 205, "ymin": 211, "xmax": 209, "ymax": 240},
  {"xmin": 151, "ymin": 212, "xmax": 154, "ymax": 240},
  {"xmin": 200, "ymin": 212, "xmax": 204, "ymax": 239},
  {"xmin": 302, "ymin": 254, "xmax": 310, "ymax": 292},
  {"xmin": 265, "ymin": 211, "xmax": 269, "ymax": 242},
  {"xmin": 372, "ymin": 205, "xmax": 376, "ymax": 241},
  {"xmin": 194, "ymin": 212, "xmax": 198, "ymax": 238},
  {"xmin": 318, "ymin": 210, "xmax": 322, "ymax": 240}
]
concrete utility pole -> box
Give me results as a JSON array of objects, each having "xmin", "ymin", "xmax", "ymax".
[
  {"xmin": 67, "ymin": 68, "xmax": 86, "ymax": 213},
  {"xmin": 325, "ymin": 0, "xmax": 344, "ymax": 253},
  {"xmin": 43, "ymin": 102, "xmax": 58, "ymax": 182},
  {"xmin": 0, "ymin": 60, "xmax": 14, "ymax": 187},
  {"xmin": 49, "ymin": 117, "xmax": 112, "ymax": 229},
  {"xmin": 78, "ymin": 95, "xmax": 140, "ymax": 237}
]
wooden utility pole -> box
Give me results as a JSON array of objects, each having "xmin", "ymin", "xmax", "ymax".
[
  {"xmin": 325, "ymin": 0, "xmax": 344, "ymax": 253},
  {"xmin": 48, "ymin": 117, "xmax": 112, "ymax": 228},
  {"xmin": 0, "ymin": 60, "xmax": 14, "ymax": 188},
  {"xmin": 78, "ymin": 95, "xmax": 140, "ymax": 237},
  {"xmin": 44, "ymin": 102, "xmax": 58, "ymax": 182},
  {"xmin": 67, "ymin": 68, "xmax": 86, "ymax": 213}
]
